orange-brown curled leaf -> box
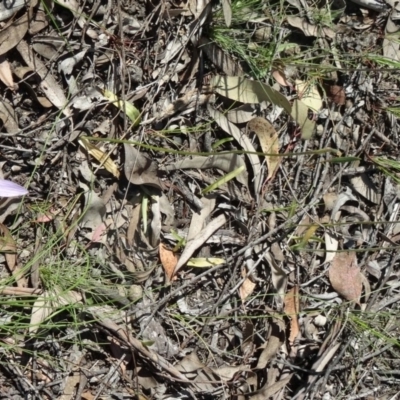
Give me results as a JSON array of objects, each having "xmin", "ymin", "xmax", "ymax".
[
  {"xmin": 329, "ymin": 251, "xmax": 362, "ymax": 304},
  {"xmin": 284, "ymin": 286, "xmax": 300, "ymax": 344},
  {"xmin": 159, "ymin": 243, "xmax": 178, "ymax": 282}
]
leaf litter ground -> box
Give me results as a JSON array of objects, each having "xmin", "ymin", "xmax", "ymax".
[{"xmin": 1, "ymin": 0, "xmax": 400, "ymax": 398}]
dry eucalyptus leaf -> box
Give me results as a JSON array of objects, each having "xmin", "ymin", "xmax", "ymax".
[
  {"xmin": 226, "ymin": 104, "xmax": 255, "ymax": 123},
  {"xmin": 150, "ymin": 194, "xmax": 161, "ymax": 247},
  {"xmin": 249, "ymin": 376, "xmax": 292, "ymax": 400},
  {"xmin": 199, "ymin": 37, "xmax": 244, "ymax": 76},
  {"xmin": 80, "ymin": 190, "xmax": 106, "ymax": 230},
  {"xmin": 79, "ymin": 138, "xmax": 120, "ymax": 179},
  {"xmin": 0, "ymin": 0, "xmax": 26, "ymax": 21},
  {"xmin": 295, "ymin": 80, "xmax": 323, "ymax": 112},
  {"xmin": 28, "ymin": 10, "xmax": 49, "ymax": 35},
  {"xmin": 123, "ymin": 144, "xmax": 162, "ymax": 189},
  {"xmin": 208, "ymin": 105, "xmax": 262, "ymax": 193},
  {"xmin": 187, "ymin": 196, "xmax": 216, "ymax": 241},
  {"xmin": 329, "ymin": 251, "xmax": 362, "ymax": 304},
  {"xmin": 32, "ymin": 36, "xmax": 65, "ymax": 60},
  {"xmin": 350, "ymin": 173, "xmax": 379, "ymax": 204},
  {"xmin": 284, "ymin": 286, "xmax": 300, "ymax": 344},
  {"xmin": 162, "ymin": 153, "xmax": 248, "ymax": 188},
  {"xmin": 0, "ymin": 13, "xmax": 29, "ymax": 56},
  {"xmin": 290, "ymin": 99, "xmax": 316, "ymax": 139},
  {"xmin": 287, "ymin": 16, "xmax": 335, "ymax": 38},
  {"xmin": 222, "ymin": 0, "xmax": 232, "ymax": 27},
  {"xmin": 17, "ymin": 40, "xmax": 71, "ymax": 116},
  {"xmin": 212, "ymin": 75, "xmax": 292, "ymax": 114},
  {"xmin": 159, "ymin": 243, "xmax": 178, "ymax": 283},
  {"xmin": 239, "ymin": 268, "xmax": 256, "ymax": 301},
  {"xmin": 264, "ymin": 252, "xmax": 287, "ymax": 310},
  {"xmin": 0, "ymin": 57, "xmax": 15, "ymax": 90},
  {"xmin": 325, "ymin": 231, "xmax": 338, "ymax": 264},
  {"xmin": 247, "ymin": 117, "xmax": 280, "ymax": 180},
  {"xmin": 30, "ymin": 290, "xmax": 82, "ymax": 334},
  {"xmin": 272, "ymin": 69, "xmax": 291, "ymax": 86},
  {"xmin": 0, "ymin": 101, "xmax": 19, "ymax": 133},
  {"xmin": 256, "ymin": 324, "xmax": 283, "ymax": 369},
  {"xmin": 174, "ymin": 214, "xmax": 227, "ymax": 275}
]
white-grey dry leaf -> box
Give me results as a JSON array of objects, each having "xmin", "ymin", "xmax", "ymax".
[
  {"xmin": 17, "ymin": 40, "xmax": 71, "ymax": 116},
  {"xmin": 123, "ymin": 144, "xmax": 162, "ymax": 189},
  {"xmin": 70, "ymin": 87, "xmax": 103, "ymax": 111},
  {"xmin": 226, "ymin": 104, "xmax": 255, "ymax": 124},
  {"xmin": 211, "ymin": 365, "xmax": 250, "ymax": 381},
  {"xmin": 59, "ymin": 49, "xmax": 88, "ymax": 75},
  {"xmin": 330, "ymin": 189, "xmax": 358, "ymax": 220},
  {"xmin": 256, "ymin": 319, "xmax": 285, "ymax": 369},
  {"xmin": 290, "ymin": 99, "xmax": 316, "ymax": 139},
  {"xmin": 313, "ymin": 315, "xmax": 327, "ymax": 327},
  {"xmin": 0, "ymin": 101, "xmax": 18, "ymax": 133},
  {"xmin": 162, "ymin": 153, "xmax": 248, "ymax": 188},
  {"xmin": 391, "ymin": 1, "xmax": 400, "ymax": 20},
  {"xmin": 366, "ymin": 260, "xmax": 381, "ymax": 279},
  {"xmin": 340, "ymin": 205, "xmax": 370, "ymax": 242},
  {"xmin": 249, "ymin": 376, "xmax": 292, "ymax": 400},
  {"xmin": 187, "ymin": 196, "xmax": 216, "ymax": 241},
  {"xmin": 383, "ymin": 37, "xmax": 400, "ymax": 60},
  {"xmin": 0, "ymin": 0, "xmax": 26, "ymax": 21},
  {"xmin": 122, "ymin": 15, "xmax": 141, "ymax": 34},
  {"xmin": 208, "ymin": 105, "xmax": 262, "ymax": 194},
  {"xmin": 199, "ymin": 37, "xmax": 244, "ymax": 76},
  {"xmin": 287, "ymin": 16, "xmax": 335, "ymax": 38},
  {"xmin": 150, "ymin": 194, "xmax": 161, "ymax": 247},
  {"xmin": 159, "ymin": 193, "xmax": 175, "ymax": 227},
  {"xmin": 32, "ymin": 36, "xmax": 65, "ymax": 60},
  {"xmin": 30, "ymin": 290, "xmax": 82, "ymax": 334},
  {"xmin": 160, "ymin": 37, "xmax": 187, "ymax": 64},
  {"xmin": 29, "ymin": 9, "xmax": 49, "ymax": 35},
  {"xmin": 174, "ymin": 214, "xmax": 227, "ymax": 274},
  {"xmin": 222, "ymin": 0, "xmax": 232, "ymax": 27},
  {"xmin": 264, "ymin": 252, "xmax": 287, "ymax": 310},
  {"xmin": 324, "ymin": 231, "xmax": 338, "ymax": 264},
  {"xmin": 80, "ymin": 189, "xmax": 106, "ymax": 230},
  {"xmin": 175, "ymin": 352, "xmax": 219, "ymax": 393},
  {"xmin": 313, "ymin": 343, "xmax": 341, "ymax": 373},
  {"xmin": 78, "ymin": 158, "xmax": 95, "ymax": 183},
  {"xmin": 0, "ymin": 57, "xmax": 15, "ymax": 90},
  {"xmin": 350, "ymin": 173, "xmax": 379, "ymax": 204}
]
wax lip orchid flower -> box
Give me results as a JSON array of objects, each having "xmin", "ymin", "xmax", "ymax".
[{"xmin": 0, "ymin": 179, "xmax": 28, "ymax": 197}]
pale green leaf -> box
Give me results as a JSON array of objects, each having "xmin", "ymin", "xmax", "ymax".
[{"xmin": 212, "ymin": 75, "xmax": 291, "ymax": 113}]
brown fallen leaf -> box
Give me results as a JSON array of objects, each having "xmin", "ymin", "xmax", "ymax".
[
  {"xmin": 159, "ymin": 243, "xmax": 178, "ymax": 283},
  {"xmin": 239, "ymin": 268, "xmax": 256, "ymax": 301},
  {"xmin": 247, "ymin": 117, "xmax": 280, "ymax": 180},
  {"xmin": 329, "ymin": 251, "xmax": 362, "ymax": 304},
  {"xmin": 284, "ymin": 286, "xmax": 300, "ymax": 344},
  {"xmin": 327, "ymin": 84, "xmax": 346, "ymax": 105}
]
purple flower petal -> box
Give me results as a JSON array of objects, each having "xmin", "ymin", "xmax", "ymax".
[{"xmin": 0, "ymin": 179, "xmax": 28, "ymax": 197}]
